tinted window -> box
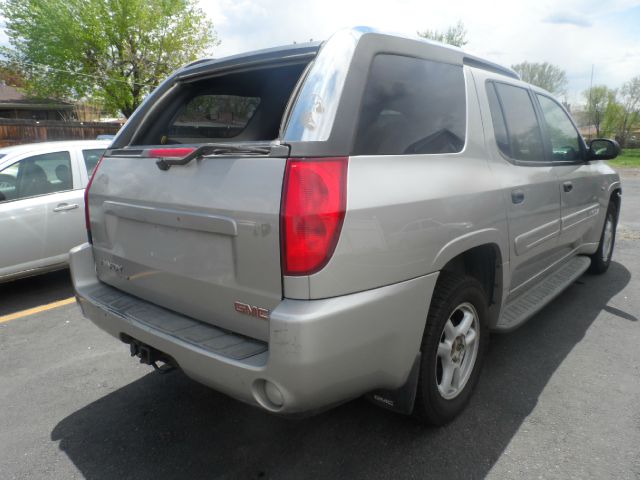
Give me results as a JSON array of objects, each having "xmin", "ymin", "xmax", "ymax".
[
  {"xmin": 0, "ymin": 151, "xmax": 72, "ymax": 203},
  {"xmin": 486, "ymin": 83, "xmax": 510, "ymax": 154},
  {"xmin": 489, "ymin": 82, "xmax": 545, "ymax": 162},
  {"xmin": 354, "ymin": 55, "xmax": 466, "ymax": 155},
  {"xmin": 536, "ymin": 94, "xmax": 581, "ymax": 161},
  {"xmin": 82, "ymin": 149, "xmax": 106, "ymax": 176}
]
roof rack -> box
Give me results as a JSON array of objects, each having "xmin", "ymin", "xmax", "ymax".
[{"xmin": 462, "ymin": 56, "xmax": 520, "ymax": 80}]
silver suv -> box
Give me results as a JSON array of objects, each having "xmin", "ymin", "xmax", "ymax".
[{"xmin": 71, "ymin": 28, "xmax": 621, "ymax": 424}]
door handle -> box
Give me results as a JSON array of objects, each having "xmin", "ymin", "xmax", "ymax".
[
  {"xmin": 53, "ymin": 203, "xmax": 79, "ymax": 212},
  {"xmin": 511, "ymin": 189, "xmax": 525, "ymax": 204},
  {"xmin": 563, "ymin": 181, "xmax": 573, "ymax": 193}
]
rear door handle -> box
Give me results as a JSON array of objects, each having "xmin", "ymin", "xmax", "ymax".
[
  {"xmin": 511, "ymin": 189, "xmax": 525, "ymax": 204},
  {"xmin": 53, "ymin": 203, "xmax": 79, "ymax": 212},
  {"xmin": 563, "ymin": 181, "xmax": 573, "ymax": 193}
]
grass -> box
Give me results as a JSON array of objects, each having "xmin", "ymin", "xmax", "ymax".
[{"xmin": 610, "ymin": 148, "xmax": 640, "ymax": 167}]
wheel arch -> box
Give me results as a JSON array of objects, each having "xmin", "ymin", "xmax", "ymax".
[
  {"xmin": 610, "ymin": 187, "xmax": 621, "ymax": 216},
  {"xmin": 436, "ymin": 240, "xmax": 505, "ymax": 329}
]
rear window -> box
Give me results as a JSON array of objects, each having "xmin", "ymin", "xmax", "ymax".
[
  {"xmin": 167, "ymin": 95, "xmax": 260, "ymax": 141},
  {"xmin": 353, "ymin": 54, "xmax": 466, "ymax": 156},
  {"xmin": 132, "ymin": 63, "xmax": 310, "ymax": 146}
]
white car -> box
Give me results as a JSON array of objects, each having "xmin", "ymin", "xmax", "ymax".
[{"xmin": 0, "ymin": 140, "xmax": 109, "ymax": 282}]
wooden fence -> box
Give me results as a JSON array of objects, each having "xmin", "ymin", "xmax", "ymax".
[{"xmin": 0, "ymin": 118, "xmax": 122, "ymax": 147}]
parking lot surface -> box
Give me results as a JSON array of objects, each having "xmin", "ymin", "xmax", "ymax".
[{"xmin": 1, "ymin": 172, "xmax": 639, "ymax": 480}]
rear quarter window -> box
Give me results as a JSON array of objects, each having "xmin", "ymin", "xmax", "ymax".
[
  {"xmin": 486, "ymin": 81, "xmax": 545, "ymax": 162},
  {"xmin": 353, "ymin": 54, "xmax": 466, "ymax": 156}
]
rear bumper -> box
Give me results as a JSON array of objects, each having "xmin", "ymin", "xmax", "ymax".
[{"xmin": 71, "ymin": 243, "xmax": 437, "ymax": 414}]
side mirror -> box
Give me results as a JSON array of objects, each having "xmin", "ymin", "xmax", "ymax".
[{"xmin": 587, "ymin": 138, "xmax": 620, "ymax": 161}]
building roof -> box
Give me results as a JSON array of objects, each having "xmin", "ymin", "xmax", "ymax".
[{"xmin": 0, "ymin": 82, "xmax": 73, "ymax": 110}]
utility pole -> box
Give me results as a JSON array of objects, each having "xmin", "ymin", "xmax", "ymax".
[{"xmin": 588, "ymin": 64, "xmax": 594, "ymax": 139}]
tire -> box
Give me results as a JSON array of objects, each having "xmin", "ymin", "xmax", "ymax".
[
  {"xmin": 413, "ymin": 272, "xmax": 489, "ymax": 425},
  {"xmin": 589, "ymin": 201, "xmax": 618, "ymax": 274}
]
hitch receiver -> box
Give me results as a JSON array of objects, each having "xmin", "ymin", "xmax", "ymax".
[{"xmin": 128, "ymin": 339, "xmax": 177, "ymax": 374}]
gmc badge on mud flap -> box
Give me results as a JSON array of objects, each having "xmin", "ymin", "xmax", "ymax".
[{"xmin": 234, "ymin": 301, "xmax": 270, "ymax": 320}]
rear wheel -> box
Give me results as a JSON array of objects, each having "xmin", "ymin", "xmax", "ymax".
[
  {"xmin": 589, "ymin": 201, "xmax": 618, "ymax": 274},
  {"xmin": 413, "ymin": 272, "xmax": 489, "ymax": 425}
]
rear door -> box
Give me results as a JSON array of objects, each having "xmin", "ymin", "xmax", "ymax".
[
  {"xmin": 534, "ymin": 93, "xmax": 601, "ymax": 253},
  {"xmin": 484, "ymin": 81, "xmax": 563, "ymax": 292},
  {"xmin": 0, "ymin": 150, "xmax": 82, "ymax": 275},
  {"xmin": 88, "ymin": 60, "xmax": 312, "ymax": 341},
  {"xmin": 41, "ymin": 150, "xmax": 86, "ymax": 262}
]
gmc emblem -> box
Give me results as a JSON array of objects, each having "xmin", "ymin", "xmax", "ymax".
[{"xmin": 234, "ymin": 301, "xmax": 270, "ymax": 320}]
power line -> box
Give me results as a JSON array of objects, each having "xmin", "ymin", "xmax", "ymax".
[{"xmin": 0, "ymin": 58, "xmax": 156, "ymax": 88}]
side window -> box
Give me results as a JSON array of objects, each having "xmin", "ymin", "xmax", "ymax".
[
  {"xmin": 0, "ymin": 151, "xmax": 72, "ymax": 203},
  {"xmin": 487, "ymin": 82, "xmax": 545, "ymax": 162},
  {"xmin": 353, "ymin": 54, "xmax": 466, "ymax": 155},
  {"xmin": 82, "ymin": 149, "xmax": 106, "ymax": 177},
  {"xmin": 536, "ymin": 94, "xmax": 581, "ymax": 161}
]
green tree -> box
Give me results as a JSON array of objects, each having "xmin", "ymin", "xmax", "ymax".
[
  {"xmin": 417, "ymin": 21, "xmax": 468, "ymax": 47},
  {"xmin": 1, "ymin": 0, "xmax": 219, "ymax": 117},
  {"xmin": 511, "ymin": 61, "xmax": 567, "ymax": 95},
  {"xmin": 617, "ymin": 76, "xmax": 640, "ymax": 146},
  {"xmin": 600, "ymin": 91, "xmax": 623, "ymax": 139},
  {"xmin": 583, "ymin": 85, "xmax": 616, "ymax": 138}
]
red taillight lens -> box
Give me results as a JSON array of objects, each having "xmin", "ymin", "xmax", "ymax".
[
  {"xmin": 148, "ymin": 147, "xmax": 196, "ymax": 158},
  {"xmin": 84, "ymin": 156, "xmax": 104, "ymax": 244},
  {"xmin": 281, "ymin": 157, "xmax": 348, "ymax": 276}
]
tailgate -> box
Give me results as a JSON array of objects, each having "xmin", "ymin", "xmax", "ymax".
[{"xmin": 87, "ymin": 150, "xmax": 287, "ymax": 342}]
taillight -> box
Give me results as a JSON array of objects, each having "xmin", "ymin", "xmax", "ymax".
[
  {"xmin": 281, "ymin": 157, "xmax": 348, "ymax": 276},
  {"xmin": 148, "ymin": 147, "xmax": 196, "ymax": 158},
  {"xmin": 84, "ymin": 156, "xmax": 104, "ymax": 244}
]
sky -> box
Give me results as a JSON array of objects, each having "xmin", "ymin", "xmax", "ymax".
[
  {"xmin": 202, "ymin": 0, "xmax": 640, "ymax": 107},
  {"xmin": 0, "ymin": 0, "xmax": 638, "ymax": 107}
]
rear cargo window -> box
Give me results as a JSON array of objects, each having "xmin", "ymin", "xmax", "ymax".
[
  {"xmin": 353, "ymin": 54, "xmax": 466, "ymax": 156},
  {"xmin": 132, "ymin": 63, "xmax": 309, "ymax": 146},
  {"xmin": 168, "ymin": 95, "xmax": 260, "ymax": 141}
]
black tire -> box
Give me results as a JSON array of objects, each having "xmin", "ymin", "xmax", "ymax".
[
  {"xmin": 413, "ymin": 272, "xmax": 489, "ymax": 425},
  {"xmin": 589, "ymin": 201, "xmax": 618, "ymax": 274}
]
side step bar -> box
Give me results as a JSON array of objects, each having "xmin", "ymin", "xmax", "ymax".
[{"xmin": 496, "ymin": 256, "xmax": 591, "ymax": 332}]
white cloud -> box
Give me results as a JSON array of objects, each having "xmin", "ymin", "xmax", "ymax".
[
  {"xmin": 543, "ymin": 12, "xmax": 592, "ymax": 27},
  {"xmin": 201, "ymin": 0, "xmax": 640, "ymax": 104}
]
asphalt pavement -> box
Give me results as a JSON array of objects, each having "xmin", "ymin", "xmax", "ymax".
[{"xmin": 1, "ymin": 172, "xmax": 639, "ymax": 480}]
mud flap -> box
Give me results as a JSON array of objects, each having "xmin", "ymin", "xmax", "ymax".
[{"xmin": 366, "ymin": 353, "xmax": 421, "ymax": 415}]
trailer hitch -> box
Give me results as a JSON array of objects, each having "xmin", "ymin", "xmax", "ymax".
[{"xmin": 129, "ymin": 341, "xmax": 177, "ymax": 374}]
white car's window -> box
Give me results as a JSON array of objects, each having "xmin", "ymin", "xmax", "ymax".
[
  {"xmin": 0, "ymin": 151, "xmax": 73, "ymax": 203},
  {"xmin": 82, "ymin": 149, "xmax": 106, "ymax": 176},
  {"xmin": 536, "ymin": 94, "xmax": 582, "ymax": 161}
]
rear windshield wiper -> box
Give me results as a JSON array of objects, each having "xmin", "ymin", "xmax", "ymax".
[{"xmin": 155, "ymin": 143, "xmax": 272, "ymax": 171}]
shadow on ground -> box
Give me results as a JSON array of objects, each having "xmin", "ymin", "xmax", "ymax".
[
  {"xmin": 51, "ymin": 262, "xmax": 632, "ymax": 480},
  {"xmin": 0, "ymin": 269, "xmax": 73, "ymax": 316}
]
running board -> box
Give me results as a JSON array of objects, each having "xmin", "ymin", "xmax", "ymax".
[{"xmin": 495, "ymin": 256, "xmax": 591, "ymax": 332}]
